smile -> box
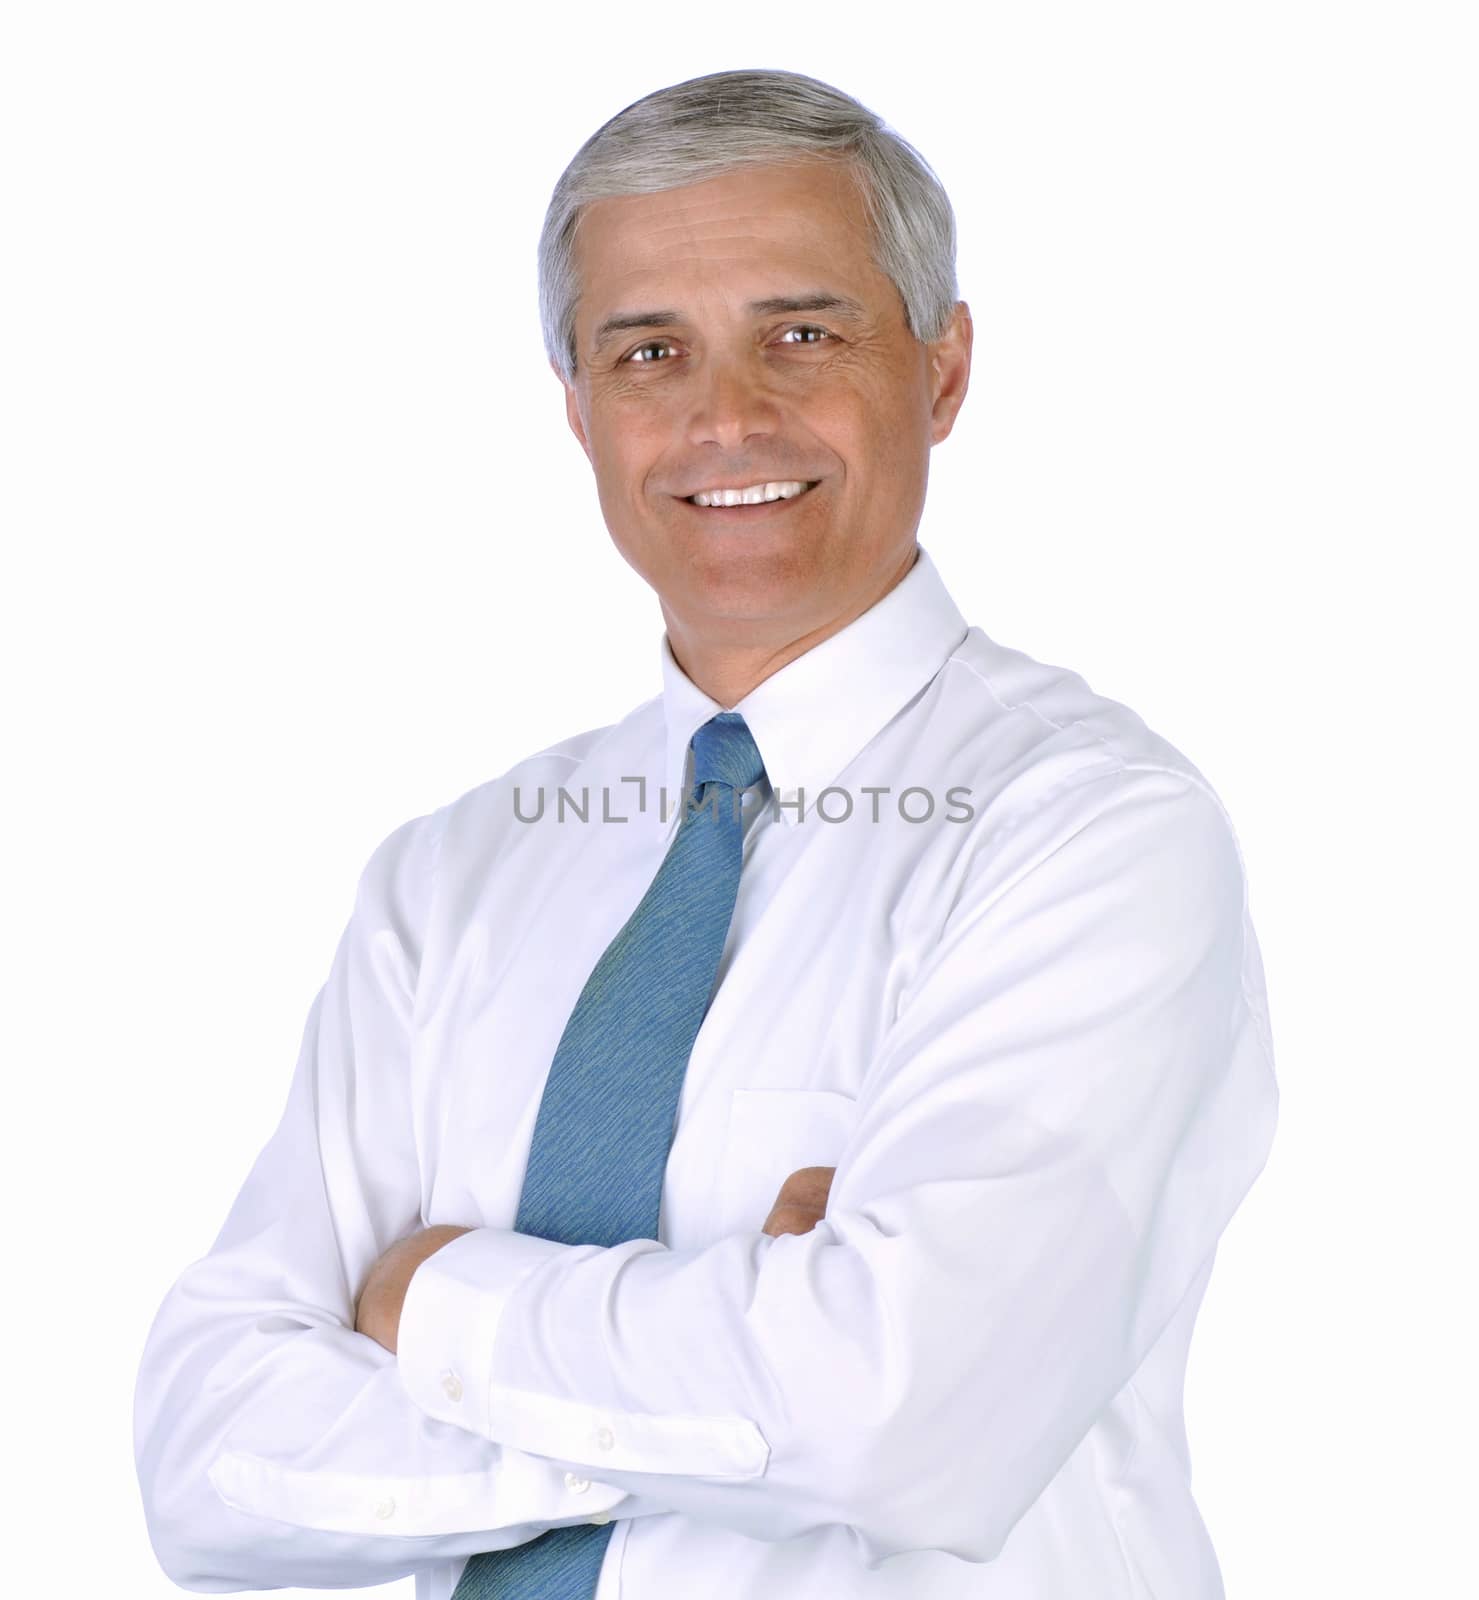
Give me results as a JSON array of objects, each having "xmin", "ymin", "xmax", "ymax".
[{"xmin": 681, "ymin": 480, "xmax": 821, "ymax": 511}]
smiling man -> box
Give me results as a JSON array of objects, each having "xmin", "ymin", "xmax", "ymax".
[
  {"xmin": 135, "ymin": 68, "xmax": 1278, "ymax": 1600},
  {"xmin": 564, "ymin": 154, "xmax": 962, "ymax": 709}
]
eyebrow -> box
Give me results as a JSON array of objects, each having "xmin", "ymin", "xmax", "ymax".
[{"xmin": 590, "ymin": 292, "xmax": 869, "ymax": 357}]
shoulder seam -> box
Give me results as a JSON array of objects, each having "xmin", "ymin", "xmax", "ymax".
[
  {"xmin": 944, "ymin": 655, "xmax": 1228, "ymax": 811},
  {"xmin": 945, "ymin": 654, "xmax": 1124, "ymax": 770}
]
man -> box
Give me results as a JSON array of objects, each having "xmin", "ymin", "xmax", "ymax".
[{"xmin": 135, "ymin": 67, "xmax": 1278, "ymax": 1599}]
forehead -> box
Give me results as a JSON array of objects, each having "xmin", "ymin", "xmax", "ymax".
[{"xmin": 572, "ymin": 160, "xmax": 880, "ymax": 310}]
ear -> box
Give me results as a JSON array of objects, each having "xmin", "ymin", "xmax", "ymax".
[
  {"xmin": 553, "ymin": 358, "xmax": 593, "ymax": 463},
  {"xmin": 927, "ymin": 301, "xmax": 973, "ymax": 446}
]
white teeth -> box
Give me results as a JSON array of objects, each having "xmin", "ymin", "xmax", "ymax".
[{"xmin": 691, "ymin": 480, "xmax": 811, "ymax": 507}]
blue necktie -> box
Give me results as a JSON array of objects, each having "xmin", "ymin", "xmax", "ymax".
[{"xmin": 451, "ymin": 711, "xmax": 766, "ymax": 1599}]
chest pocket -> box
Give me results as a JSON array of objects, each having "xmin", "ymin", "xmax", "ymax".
[{"xmin": 713, "ymin": 1087, "xmax": 861, "ymax": 1238}]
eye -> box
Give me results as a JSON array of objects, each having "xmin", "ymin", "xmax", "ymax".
[
  {"xmin": 623, "ymin": 339, "xmax": 675, "ymax": 365},
  {"xmin": 619, "ymin": 324, "xmax": 835, "ymax": 367},
  {"xmin": 777, "ymin": 324, "xmax": 834, "ymax": 346}
]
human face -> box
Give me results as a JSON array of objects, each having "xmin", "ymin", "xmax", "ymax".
[{"xmin": 556, "ymin": 159, "xmax": 971, "ymax": 673}]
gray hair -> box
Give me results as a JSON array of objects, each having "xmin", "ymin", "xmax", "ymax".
[{"xmin": 538, "ymin": 68, "xmax": 959, "ymax": 385}]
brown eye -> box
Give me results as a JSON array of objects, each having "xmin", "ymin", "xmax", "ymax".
[{"xmin": 625, "ymin": 341, "xmax": 674, "ymax": 364}]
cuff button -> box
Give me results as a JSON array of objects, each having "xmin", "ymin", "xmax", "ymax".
[
  {"xmin": 441, "ymin": 1371, "xmax": 464, "ymax": 1402},
  {"xmin": 374, "ymin": 1497, "xmax": 396, "ymax": 1520}
]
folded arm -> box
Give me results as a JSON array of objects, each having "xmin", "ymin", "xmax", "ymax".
[
  {"xmin": 397, "ymin": 769, "xmax": 1279, "ymax": 1567},
  {"xmin": 132, "ymin": 810, "xmax": 662, "ymax": 1593}
]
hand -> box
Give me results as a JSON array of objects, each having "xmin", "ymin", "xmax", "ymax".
[
  {"xmin": 761, "ymin": 1166, "xmax": 836, "ymax": 1238},
  {"xmin": 354, "ymin": 1224, "xmax": 474, "ymax": 1354}
]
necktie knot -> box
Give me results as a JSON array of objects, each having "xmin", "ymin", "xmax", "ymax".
[{"xmin": 690, "ymin": 711, "xmax": 765, "ymax": 794}]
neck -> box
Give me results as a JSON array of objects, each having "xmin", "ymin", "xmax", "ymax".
[{"xmin": 664, "ymin": 547, "xmax": 919, "ymax": 707}]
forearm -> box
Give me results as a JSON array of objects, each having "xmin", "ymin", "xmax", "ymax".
[
  {"xmin": 397, "ymin": 1172, "xmax": 1148, "ymax": 1565},
  {"xmin": 134, "ymin": 1255, "xmax": 659, "ymax": 1590},
  {"xmin": 133, "ymin": 811, "xmax": 663, "ymax": 1591},
  {"xmin": 395, "ymin": 773, "xmax": 1275, "ymax": 1564}
]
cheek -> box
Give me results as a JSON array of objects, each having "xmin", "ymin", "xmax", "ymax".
[
  {"xmin": 854, "ymin": 395, "xmax": 929, "ymax": 479},
  {"xmin": 804, "ymin": 368, "xmax": 916, "ymax": 456},
  {"xmin": 588, "ymin": 407, "xmax": 664, "ymax": 494},
  {"xmin": 808, "ymin": 404, "xmax": 899, "ymax": 486}
]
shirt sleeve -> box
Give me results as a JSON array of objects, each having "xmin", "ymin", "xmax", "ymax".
[
  {"xmin": 395, "ymin": 767, "xmax": 1280, "ymax": 1567},
  {"xmin": 132, "ymin": 808, "xmax": 661, "ymax": 1594}
]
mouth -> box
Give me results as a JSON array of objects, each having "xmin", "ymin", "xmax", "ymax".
[{"xmin": 677, "ymin": 480, "xmax": 822, "ymax": 519}]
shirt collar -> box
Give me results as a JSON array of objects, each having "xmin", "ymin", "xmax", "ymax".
[{"xmin": 658, "ymin": 543, "xmax": 970, "ymax": 838}]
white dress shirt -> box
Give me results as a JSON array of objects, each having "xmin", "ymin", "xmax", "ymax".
[{"xmin": 134, "ymin": 542, "xmax": 1278, "ymax": 1598}]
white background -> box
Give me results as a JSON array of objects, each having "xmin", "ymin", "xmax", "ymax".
[{"xmin": 3, "ymin": 2, "xmax": 1473, "ymax": 1595}]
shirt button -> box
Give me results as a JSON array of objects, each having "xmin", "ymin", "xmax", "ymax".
[
  {"xmin": 374, "ymin": 1496, "xmax": 396, "ymax": 1520},
  {"xmin": 588, "ymin": 1510, "xmax": 612, "ymax": 1525},
  {"xmin": 564, "ymin": 1472, "xmax": 591, "ymax": 1493},
  {"xmin": 593, "ymin": 1425, "xmax": 615, "ymax": 1451},
  {"xmin": 441, "ymin": 1371, "xmax": 463, "ymax": 1403}
]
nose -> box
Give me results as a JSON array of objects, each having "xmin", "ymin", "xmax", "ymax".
[{"xmin": 683, "ymin": 351, "xmax": 781, "ymax": 453}]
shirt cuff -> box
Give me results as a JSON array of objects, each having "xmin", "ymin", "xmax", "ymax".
[
  {"xmin": 208, "ymin": 1440, "xmax": 630, "ymax": 1536},
  {"xmin": 398, "ymin": 1227, "xmax": 570, "ymax": 1439},
  {"xmin": 397, "ymin": 1225, "xmax": 769, "ymax": 1483}
]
